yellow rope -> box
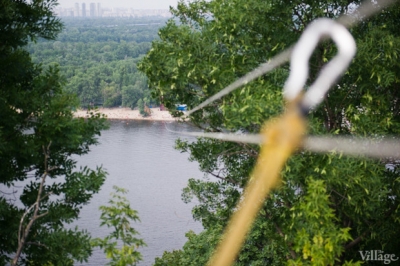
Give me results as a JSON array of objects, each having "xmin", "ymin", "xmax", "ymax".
[{"xmin": 207, "ymin": 105, "xmax": 307, "ymax": 266}]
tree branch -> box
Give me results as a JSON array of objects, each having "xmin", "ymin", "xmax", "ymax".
[
  {"xmin": 26, "ymin": 241, "xmax": 48, "ymax": 249},
  {"xmin": 207, "ymin": 170, "xmax": 240, "ymax": 186},
  {"xmin": 12, "ymin": 142, "xmax": 52, "ymax": 266},
  {"xmin": 264, "ymin": 211, "xmax": 297, "ymax": 260},
  {"xmin": 345, "ymin": 231, "xmax": 367, "ymax": 250},
  {"xmin": 345, "ymin": 201, "xmax": 399, "ymax": 250}
]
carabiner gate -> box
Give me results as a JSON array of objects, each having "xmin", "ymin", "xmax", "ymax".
[{"xmin": 283, "ymin": 18, "xmax": 356, "ymax": 113}]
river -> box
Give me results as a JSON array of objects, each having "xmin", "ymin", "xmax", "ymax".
[{"xmin": 74, "ymin": 120, "xmax": 204, "ymax": 265}]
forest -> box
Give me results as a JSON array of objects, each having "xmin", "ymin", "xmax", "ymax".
[{"xmin": 27, "ymin": 17, "xmax": 167, "ymax": 109}]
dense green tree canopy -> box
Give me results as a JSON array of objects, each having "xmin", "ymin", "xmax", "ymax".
[
  {"xmin": 0, "ymin": 0, "xmax": 109, "ymax": 264},
  {"xmin": 27, "ymin": 17, "xmax": 166, "ymax": 109},
  {"xmin": 140, "ymin": 0, "xmax": 400, "ymax": 265}
]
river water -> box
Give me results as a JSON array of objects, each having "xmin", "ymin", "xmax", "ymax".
[{"xmin": 74, "ymin": 120, "xmax": 204, "ymax": 265}]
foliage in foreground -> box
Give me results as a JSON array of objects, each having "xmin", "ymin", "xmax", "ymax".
[
  {"xmin": 92, "ymin": 186, "xmax": 145, "ymax": 266},
  {"xmin": 140, "ymin": 0, "xmax": 400, "ymax": 265},
  {"xmin": 0, "ymin": 0, "xmax": 109, "ymax": 264}
]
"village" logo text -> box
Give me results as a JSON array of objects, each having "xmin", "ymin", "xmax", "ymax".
[{"xmin": 359, "ymin": 250, "xmax": 399, "ymax": 264}]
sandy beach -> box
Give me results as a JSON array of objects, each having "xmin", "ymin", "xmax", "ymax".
[{"xmin": 74, "ymin": 107, "xmax": 178, "ymax": 121}]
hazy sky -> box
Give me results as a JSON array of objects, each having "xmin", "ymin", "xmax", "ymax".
[{"xmin": 57, "ymin": 0, "xmax": 179, "ymax": 9}]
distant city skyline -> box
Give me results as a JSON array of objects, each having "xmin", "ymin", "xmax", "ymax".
[
  {"xmin": 56, "ymin": 0, "xmax": 179, "ymax": 9},
  {"xmin": 56, "ymin": 2, "xmax": 173, "ymax": 17}
]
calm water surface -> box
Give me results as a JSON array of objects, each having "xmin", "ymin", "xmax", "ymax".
[{"xmin": 74, "ymin": 120, "xmax": 204, "ymax": 265}]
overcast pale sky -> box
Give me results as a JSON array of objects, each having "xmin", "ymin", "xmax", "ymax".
[{"xmin": 57, "ymin": 0, "xmax": 179, "ymax": 9}]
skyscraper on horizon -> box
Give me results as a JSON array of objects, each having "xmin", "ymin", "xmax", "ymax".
[
  {"xmin": 97, "ymin": 3, "xmax": 102, "ymax": 17},
  {"xmin": 90, "ymin": 3, "xmax": 96, "ymax": 17},
  {"xmin": 81, "ymin": 3, "xmax": 86, "ymax": 17},
  {"xmin": 74, "ymin": 3, "xmax": 80, "ymax": 17}
]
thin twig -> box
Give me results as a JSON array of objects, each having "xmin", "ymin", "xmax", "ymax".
[{"xmin": 26, "ymin": 242, "xmax": 48, "ymax": 249}]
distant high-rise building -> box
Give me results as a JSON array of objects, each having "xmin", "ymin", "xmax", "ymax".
[
  {"xmin": 74, "ymin": 3, "xmax": 80, "ymax": 17},
  {"xmin": 90, "ymin": 3, "xmax": 96, "ymax": 17},
  {"xmin": 81, "ymin": 3, "xmax": 86, "ymax": 17},
  {"xmin": 97, "ymin": 3, "xmax": 102, "ymax": 17}
]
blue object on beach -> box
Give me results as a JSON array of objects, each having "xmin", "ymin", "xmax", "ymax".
[{"xmin": 176, "ymin": 104, "xmax": 187, "ymax": 111}]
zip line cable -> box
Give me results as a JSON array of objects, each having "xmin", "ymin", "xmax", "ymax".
[{"xmin": 165, "ymin": 129, "xmax": 400, "ymax": 159}]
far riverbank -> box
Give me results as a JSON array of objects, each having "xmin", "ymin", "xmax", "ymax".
[{"xmin": 74, "ymin": 107, "xmax": 178, "ymax": 121}]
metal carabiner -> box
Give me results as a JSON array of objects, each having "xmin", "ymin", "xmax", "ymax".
[{"xmin": 283, "ymin": 18, "xmax": 356, "ymax": 111}]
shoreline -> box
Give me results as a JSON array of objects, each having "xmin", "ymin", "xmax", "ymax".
[{"xmin": 74, "ymin": 107, "xmax": 178, "ymax": 121}]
